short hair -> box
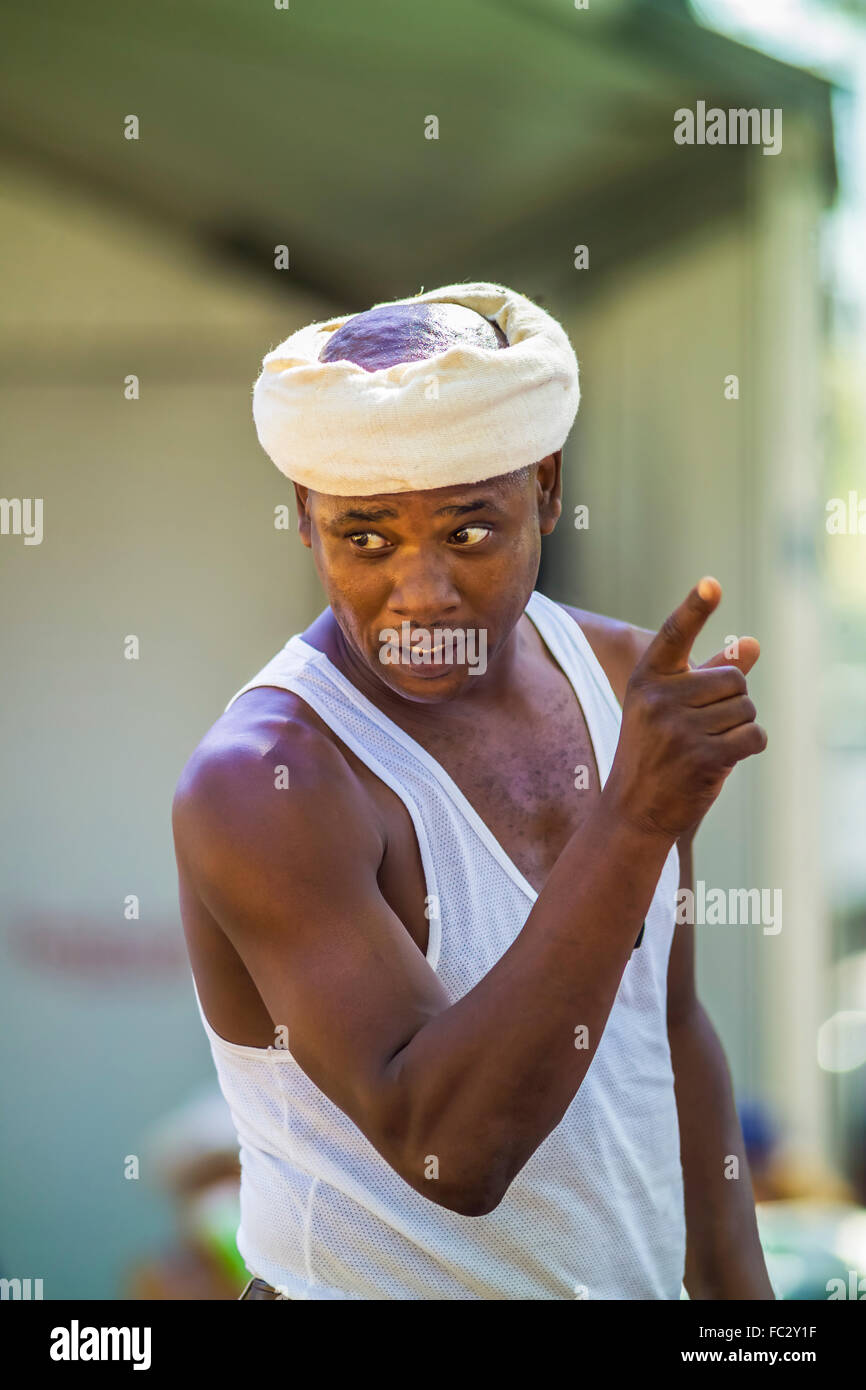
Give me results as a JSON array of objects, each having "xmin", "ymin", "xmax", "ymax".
[{"xmin": 319, "ymin": 300, "xmax": 508, "ymax": 372}]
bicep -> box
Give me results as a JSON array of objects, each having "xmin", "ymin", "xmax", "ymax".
[{"xmin": 173, "ymin": 735, "xmax": 451, "ymax": 1164}]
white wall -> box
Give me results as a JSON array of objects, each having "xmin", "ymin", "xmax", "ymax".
[
  {"xmin": 0, "ymin": 160, "xmax": 332, "ymax": 1296},
  {"xmin": 545, "ymin": 146, "xmax": 829, "ymax": 1165}
]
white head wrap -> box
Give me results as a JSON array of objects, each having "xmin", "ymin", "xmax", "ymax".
[{"xmin": 251, "ymin": 280, "xmax": 579, "ymax": 496}]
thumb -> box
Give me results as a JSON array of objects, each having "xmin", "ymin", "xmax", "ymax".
[{"xmin": 699, "ymin": 635, "xmax": 761, "ymax": 677}]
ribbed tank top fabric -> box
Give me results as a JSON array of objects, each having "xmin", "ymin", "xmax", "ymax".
[{"xmin": 191, "ymin": 589, "xmax": 687, "ymax": 1299}]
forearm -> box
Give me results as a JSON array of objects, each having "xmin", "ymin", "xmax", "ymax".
[
  {"xmin": 383, "ymin": 788, "xmax": 675, "ymax": 1213},
  {"xmin": 670, "ymin": 1003, "xmax": 775, "ymax": 1299}
]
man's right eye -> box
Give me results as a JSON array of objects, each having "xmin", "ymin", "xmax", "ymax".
[{"xmin": 347, "ymin": 532, "xmax": 389, "ymax": 550}]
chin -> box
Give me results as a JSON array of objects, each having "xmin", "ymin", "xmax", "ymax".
[{"xmin": 381, "ymin": 661, "xmax": 472, "ymax": 702}]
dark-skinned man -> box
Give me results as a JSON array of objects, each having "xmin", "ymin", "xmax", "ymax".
[{"xmin": 172, "ymin": 282, "xmax": 773, "ymax": 1300}]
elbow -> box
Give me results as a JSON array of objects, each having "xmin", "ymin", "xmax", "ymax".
[
  {"xmin": 453, "ymin": 1155, "xmax": 511, "ymax": 1215},
  {"xmin": 374, "ymin": 1059, "xmax": 508, "ymax": 1218},
  {"xmin": 385, "ymin": 1128, "xmax": 506, "ymax": 1216},
  {"xmin": 407, "ymin": 1173, "xmax": 504, "ymax": 1218},
  {"xmin": 395, "ymin": 1140, "xmax": 508, "ymax": 1217},
  {"xmin": 449, "ymin": 1186, "xmax": 504, "ymax": 1218}
]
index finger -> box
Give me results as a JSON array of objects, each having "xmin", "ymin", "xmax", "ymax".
[{"xmin": 640, "ymin": 576, "xmax": 721, "ymax": 676}]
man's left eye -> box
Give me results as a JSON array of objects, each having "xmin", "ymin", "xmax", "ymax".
[{"xmin": 451, "ymin": 525, "xmax": 491, "ymax": 545}]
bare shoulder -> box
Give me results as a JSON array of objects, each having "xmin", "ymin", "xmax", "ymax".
[
  {"xmin": 172, "ymin": 687, "xmax": 386, "ymax": 879},
  {"xmin": 555, "ymin": 602, "xmax": 655, "ymax": 708}
]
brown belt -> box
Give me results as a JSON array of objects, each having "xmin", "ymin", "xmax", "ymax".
[{"xmin": 238, "ymin": 1276, "xmax": 293, "ymax": 1300}]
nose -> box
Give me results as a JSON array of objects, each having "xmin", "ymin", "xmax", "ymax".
[{"xmin": 388, "ymin": 567, "xmax": 462, "ymax": 629}]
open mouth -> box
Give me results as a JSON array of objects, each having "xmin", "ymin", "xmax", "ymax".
[
  {"xmin": 405, "ymin": 629, "xmax": 449, "ymax": 660},
  {"xmin": 376, "ymin": 621, "xmax": 486, "ymax": 676}
]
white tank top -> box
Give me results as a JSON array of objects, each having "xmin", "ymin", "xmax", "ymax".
[{"xmin": 192, "ymin": 589, "xmax": 686, "ymax": 1299}]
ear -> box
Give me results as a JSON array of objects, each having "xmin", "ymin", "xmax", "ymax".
[
  {"xmin": 537, "ymin": 451, "xmax": 562, "ymax": 535},
  {"xmin": 294, "ymin": 483, "xmax": 312, "ymax": 547}
]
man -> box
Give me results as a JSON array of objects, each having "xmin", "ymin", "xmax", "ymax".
[{"xmin": 172, "ymin": 281, "xmax": 773, "ymax": 1300}]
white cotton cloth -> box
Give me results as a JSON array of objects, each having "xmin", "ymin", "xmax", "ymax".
[{"xmin": 251, "ymin": 281, "xmax": 580, "ymax": 496}]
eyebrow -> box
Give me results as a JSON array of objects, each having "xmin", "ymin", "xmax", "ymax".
[{"xmin": 327, "ymin": 497, "xmax": 507, "ymax": 530}]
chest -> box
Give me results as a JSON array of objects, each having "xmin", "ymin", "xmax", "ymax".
[{"xmin": 373, "ymin": 680, "xmax": 604, "ymax": 955}]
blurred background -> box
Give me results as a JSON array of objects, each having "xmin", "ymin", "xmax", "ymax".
[{"xmin": 1, "ymin": 0, "xmax": 864, "ymax": 1300}]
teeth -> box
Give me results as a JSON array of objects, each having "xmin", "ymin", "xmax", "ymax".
[{"xmin": 412, "ymin": 635, "xmax": 444, "ymax": 655}]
